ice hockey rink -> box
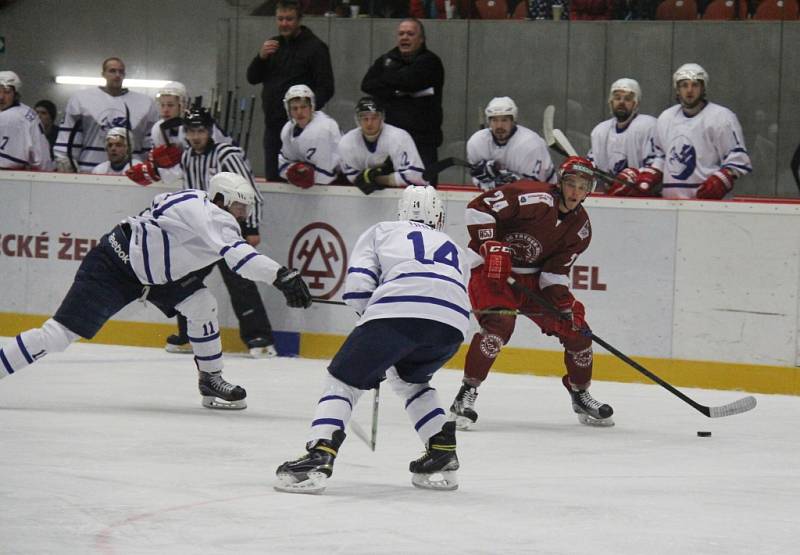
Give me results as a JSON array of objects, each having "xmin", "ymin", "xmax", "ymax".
[{"xmin": 1, "ymin": 340, "xmax": 797, "ymax": 555}]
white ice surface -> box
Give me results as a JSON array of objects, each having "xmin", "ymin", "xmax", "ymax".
[{"xmin": 0, "ymin": 339, "xmax": 798, "ymax": 555}]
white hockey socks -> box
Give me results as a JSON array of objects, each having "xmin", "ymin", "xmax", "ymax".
[
  {"xmin": 308, "ymin": 373, "xmax": 364, "ymax": 445},
  {"xmin": 386, "ymin": 367, "xmax": 448, "ymax": 444},
  {"xmin": 176, "ymin": 289, "xmax": 224, "ymax": 373},
  {"xmin": 0, "ymin": 318, "xmax": 80, "ymax": 378}
]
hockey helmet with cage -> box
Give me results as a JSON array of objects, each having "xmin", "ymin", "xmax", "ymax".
[
  {"xmin": 283, "ymin": 84, "xmax": 316, "ymax": 117},
  {"xmin": 672, "ymin": 63, "xmax": 708, "ymax": 92},
  {"xmin": 156, "ymin": 81, "xmax": 188, "ymax": 107},
  {"xmin": 398, "ymin": 185, "xmax": 445, "ymax": 231},
  {"xmin": 608, "ymin": 78, "xmax": 641, "ymax": 108},
  {"xmin": 0, "ymin": 71, "xmax": 22, "ymax": 92},
  {"xmin": 484, "ymin": 96, "xmax": 518, "ymax": 123},
  {"xmin": 183, "ymin": 107, "xmax": 214, "ymax": 130},
  {"xmin": 208, "ymin": 172, "xmax": 256, "ymax": 217},
  {"xmin": 558, "ymin": 156, "xmax": 597, "ymax": 193}
]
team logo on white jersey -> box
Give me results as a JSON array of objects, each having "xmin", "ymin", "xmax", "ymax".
[
  {"xmin": 98, "ymin": 109, "xmax": 129, "ymax": 133},
  {"xmin": 518, "ymin": 192, "xmax": 554, "ymax": 207},
  {"xmin": 505, "ymin": 232, "xmax": 542, "ymax": 264},
  {"xmin": 612, "ymin": 157, "xmax": 629, "ymax": 175},
  {"xmin": 667, "ymin": 136, "xmax": 697, "ymax": 180},
  {"xmin": 288, "ymin": 222, "xmax": 348, "ymax": 299}
]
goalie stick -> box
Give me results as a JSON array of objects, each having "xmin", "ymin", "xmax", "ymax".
[
  {"xmin": 542, "ymin": 105, "xmax": 631, "ymax": 189},
  {"xmin": 507, "ymin": 276, "xmax": 757, "ymax": 418}
]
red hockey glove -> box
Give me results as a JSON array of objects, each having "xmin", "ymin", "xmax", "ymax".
[
  {"xmin": 479, "ymin": 241, "xmax": 513, "ymax": 282},
  {"xmin": 286, "ymin": 162, "xmax": 315, "ymax": 189},
  {"xmin": 634, "ymin": 167, "xmax": 662, "ymax": 196},
  {"xmin": 149, "ymin": 145, "xmax": 182, "ymax": 169},
  {"xmin": 125, "ymin": 160, "xmax": 161, "ymax": 187},
  {"xmin": 696, "ymin": 168, "xmax": 736, "ymax": 200},
  {"xmin": 545, "ymin": 298, "xmax": 587, "ymax": 336},
  {"xmin": 607, "ymin": 168, "xmax": 639, "ymax": 196}
]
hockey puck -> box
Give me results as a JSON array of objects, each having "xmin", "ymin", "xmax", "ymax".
[{"xmin": 697, "ymin": 431, "xmax": 712, "ymax": 437}]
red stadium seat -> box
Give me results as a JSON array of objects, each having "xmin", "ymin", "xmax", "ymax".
[
  {"xmin": 511, "ymin": 0, "xmax": 529, "ymax": 18},
  {"xmin": 656, "ymin": 0, "xmax": 699, "ymax": 19},
  {"xmin": 702, "ymin": 0, "xmax": 749, "ymax": 18},
  {"xmin": 753, "ymin": 0, "xmax": 798, "ymax": 18},
  {"xmin": 475, "ymin": 0, "xmax": 509, "ymax": 18}
]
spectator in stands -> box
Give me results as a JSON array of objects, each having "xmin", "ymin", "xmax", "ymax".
[
  {"xmin": 570, "ymin": 0, "xmax": 615, "ymax": 18},
  {"xmin": 246, "ymin": 0, "xmax": 335, "ymax": 181},
  {"xmin": 361, "ymin": 18, "xmax": 443, "ymax": 183},
  {"xmin": 91, "ymin": 127, "xmax": 141, "ymax": 176},
  {"xmin": 34, "ymin": 100, "xmax": 58, "ymax": 155},
  {"xmin": 530, "ymin": 0, "xmax": 570, "ymax": 19},
  {"xmin": 0, "ymin": 71, "xmax": 54, "ymax": 171},
  {"xmin": 613, "ymin": 0, "xmax": 660, "ymax": 19}
]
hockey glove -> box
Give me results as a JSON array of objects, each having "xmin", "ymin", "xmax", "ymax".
[
  {"xmin": 150, "ymin": 145, "xmax": 182, "ymax": 168},
  {"xmin": 286, "ymin": 162, "xmax": 315, "ymax": 189},
  {"xmin": 633, "ymin": 167, "xmax": 662, "ymax": 196},
  {"xmin": 545, "ymin": 298, "xmax": 587, "ymax": 337},
  {"xmin": 354, "ymin": 157, "xmax": 394, "ymax": 195},
  {"xmin": 607, "ymin": 168, "xmax": 639, "ymax": 196},
  {"xmin": 696, "ymin": 168, "xmax": 736, "ymax": 200},
  {"xmin": 480, "ymin": 241, "xmax": 513, "ymax": 282},
  {"xmin": 273, "ymin": 267, "xmax": 312, "ymax": 309},
  {"xmin": 125, "ymin": 160, "xmax": 161, "ymax": 187}
]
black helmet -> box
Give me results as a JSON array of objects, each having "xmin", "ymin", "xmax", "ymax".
[
  {"xmin": 183, "ymin": 107, "xmax": 214, "ymax": 130},
  {"xmin": 354, "ymin": 96, "xmax": 384, "ymax": 117}
]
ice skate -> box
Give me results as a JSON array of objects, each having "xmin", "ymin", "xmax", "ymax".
[
  {"xmin": 198, "ymin": 371, "xmax": 247, "ymax": 410},
  {"xmin": 449, "ymin": 383, "xmax": 478, "ymax": 430},
  {"xmin": 562, "ymin": 375, "xmax": 614, "ymax": 427},
  {"xmin": 165, "ymin": 334, "xmax": 192, "ymax": 354},
  {"xmin": 410, "ymin": 421, "xmax": 459, "ymax": 490},
  {"xmin": 246, "ymin": 337, "xmax": 277, "ymax": 359},
  {"xmin": 275, "ymin": 430, "xmax": 346, "ymax": 495}
]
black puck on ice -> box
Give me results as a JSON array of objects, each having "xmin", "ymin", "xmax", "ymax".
[{"xmin": 697, "ymin": 431, "xmax": 712, "ymax": 437}]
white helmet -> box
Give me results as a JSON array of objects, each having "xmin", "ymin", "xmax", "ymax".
[
  {"xmin": 208, "ymin": 172, "xmax": 256, "ymax": 217},
  {"xmin": 0, "ymin": 71, "xmax": 22, "ymax": 92},
  {"xmin": 283, "ymin": 84, "xmax": 316, "ymax": 118},
  {"xmin": 156, "ymin": 81, "xmax": 188, "ymax": 107},
  {"xmin": 105, "ymin": 127, "xmax": 129, "ymax": 144},
  {"xmin": 398, "ymin": 185, "xmax": 445, "ymax": 231},
  {"xmin": 673, "ymin": 63, "xmax": 709, "ymax": 91},
  {"xmin": 608, "ymin": 78, "xmax": 641, "ymax": 107},
  {"xmin": 485, "ymin": 96, "xmax": 518, "ymax": 123}
]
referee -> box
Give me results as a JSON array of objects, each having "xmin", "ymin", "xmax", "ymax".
[{"xmin": 167, "ymin": 107, "xmax": 276, "ymax": 358}]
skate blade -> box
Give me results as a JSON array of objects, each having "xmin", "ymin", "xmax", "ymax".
[
  {"xmin": 411, "ymin": 471, "xmax": 459, "ymax": 491},
  {"xmin": 165, "ymin": 344, "xmax": 193, "ymax": 354},
  {"xmin": 576, "ymin": 413, "xmax": 614, "ymax": 427},
  {"xmin": 201, "ymin": 396, "xmax": 247, "ymax": 410},
  {"xmin": 249, "ymin": 346, "xmax": 277, "ymax": 359},
  {"xmin": 274, "ymin": 471, "xmax": 328, "ymax": 494},
  {"xmin": 450, "ymin": 413, "xmax": 475, "ymax": 431}
]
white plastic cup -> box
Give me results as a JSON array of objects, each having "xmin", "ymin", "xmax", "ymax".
[
  {"xmin": 445, "ymin": 0, "xmax": 455, "ymax": 18},
  {"xmin": 552, "ymin": 4, "xmax": 564, "ymax": 19},
  {"xmin": 350, "ymin": 4, "xmax": 360, "ymax": 17}
]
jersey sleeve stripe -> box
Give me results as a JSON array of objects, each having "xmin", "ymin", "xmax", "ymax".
[
  {"xmin": 219, "ymin": 241, "xmax": 248, "ymax": 256},
  {"xmin": 152, "ymin": 195, "xmax": 196, "ymax": 218},
  {"xmin": 342, "ymin": 291, "xmax": 372, "ymax": 300},
  {"xmin": 0, "ymin": 152, "xmax": 29, "ymax": 165},
  {"xmin": 347, "ymin": 266, "xmax": 379, "ymax": 284},
  {"xmin": 15, "ymin": 335, "xmax": 34, "ymax": 364},
  {"xmin": 385, "ymin": 271, "xmax": 467, "ymax": 293},
  {"xmin": 0, "ymin": 349, "xmax": 14, "ymax": 374},
  {"xmin": 373, "ymin": 295, "xmax": 470, "ymax": 319},
  {"xmin": 230, "ymin": 252, "xmax": 259, "ymax": 273}
]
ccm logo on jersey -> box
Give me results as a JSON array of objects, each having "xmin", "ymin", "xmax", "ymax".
[
  {"xmin": 478, "ymin": 228, "xmax": 494, "ymax": 241},
  {"xmin": 518, "ymin": 192, "xmax": 554, "ymax": 207}
]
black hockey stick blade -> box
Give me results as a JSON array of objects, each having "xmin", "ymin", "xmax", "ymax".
[
  {"xmin": 506, "ymin": 277, "xmax": 757, "ymax": 418},
  {"xmin": 311, "ymin": 298, "xmax": 346, "ymax": 306},
  {"xmin": 159, "ymin": 117, "xmax": 183, "ymax": 145},
  {"xmin": 422, "ymin": 156, "xmax": 472, "ymax": 183},
  {"xmin": 790, "ymin": 143, "xmax": 800, "ymax": 193}
]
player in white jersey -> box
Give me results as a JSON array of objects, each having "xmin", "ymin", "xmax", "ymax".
[
  {"xmin": 339, "ymin": 96, "xmax": 426, "ymax": 194},
  {"xmin": 276, "ymin": 186, "xmax": 469, "ymax": 494},
  {"xmin": 620, "ymin": 64, "xmax": 752, "ymax": 199},
  {"xmin": 54, "ymin": 57, "xmax": 158, "ymax": 173},
  {"xmin": 278, "ymin": 84, "xmax": 342, "ymax": 188},
  {"xmin": 0, "ymin": 173, "xmax": 311, "ymax": 410},
  {"xmin": 588, "ymin": 79, "xmax": 658, "ymax": 195},
  {"xmin": 466, "ymin": 96, "xmax": 555, "ymax": 191},
  {"xmin": 90, "ymin": 127, "xmax": 141, "ymax": 175},
  {"xmin": 0, "ymin": 71, "xmax": 54, "ymax": 171}
]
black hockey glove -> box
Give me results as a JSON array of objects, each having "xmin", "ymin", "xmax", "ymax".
[
  {"xmin": 273, "ymin": 267, "xmax": 312, "ymax": 308},
  {"xmin": 471, "ymin": 160, "xmax": 518, "ymax": 191},
  {"xmin": 354, "ymin": 157, "xmax": 394, "ymax": 195}
]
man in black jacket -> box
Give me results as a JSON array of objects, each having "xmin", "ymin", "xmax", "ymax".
[
  {"xmin": 246, "ymin": 0, "xmax": 334, "ymax": 181},
  {"xmin": 361, "ymin": 18, "xmax": 444, "ymax": 185}
]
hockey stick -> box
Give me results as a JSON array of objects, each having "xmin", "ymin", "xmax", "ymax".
[
  {"xmin": 235, "ymin": 97, "xmax": 247, "ymax": 146},
  {"xmin": 312, "ymin": 298, "xmax": 534, "ymax": 317},
  {"xmin": 159, "ymin": 117, "xmax": 183, "ymax": 146},
  {"xmin": 790, "ymin": 143, "xmax": 800, "ymax": 193},
  {"xmin": 244, "ymin": 96, "xmax": 256, "ymax": 156},
  {"xmin": 349, "ymin": 385, "xmax": 380, "ymax": 451},
  {"xmin": 506, "ymin": 276, "xmax": 757, "ymax": 418},
  {"xmin": 543, "ymin": 105, "xmax": 630, "ymax": 189},
  {"xmin": 124, "ymin": 103, "xmax": 133, "ymax": 165},
  {"xmin": 223, "ymin": 90, "xmax": 233, "ymax": 135},
  {"xmin": 422, "ymin": 156, "xmax": 472, "ymax": 183}
]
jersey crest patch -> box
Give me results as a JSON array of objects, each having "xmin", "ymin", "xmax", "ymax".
[
  {"xmin": 518, "ymin": 192, "xmax": 554, "ymax": 207},
  {"xmin": 505, "ymin": 232, "xmax": 542, "ymax": 263},
  {"xmin": 577, "ymin": 220, "xmax": 591, "ymax": 241}
]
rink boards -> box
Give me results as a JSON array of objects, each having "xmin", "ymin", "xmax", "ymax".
[{"xmin": 0, "ymin": 171, "xmax": 798, "ymax": 394}]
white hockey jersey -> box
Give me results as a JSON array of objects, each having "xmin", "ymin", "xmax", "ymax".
[
  {"xmin": 278, "ymin": 111, "xmax": 342, "ymax": 184},
  {"xmin": 90, "ymin": 158, "xmax": 141, "ymax": 176},
  {"xmin": 125, "ymin": 189, "xmax": 281, "ymax": 286},
  {"xmin": 588, "ymin": 113, "xmax": 657, "ymax": 176},
  {"xmin": 344, "ymin": 220, "xmax": 471, "ymax": 338},
  {"xmin": 649, "ymin": 102, "xmax": 752, "ymax": 199},
  {"xmin": 54, "ymin": 87, "xmax": 158, "ymax": 172},
  {"xmin": 466, "ymin": 125, "xmax": 555, "ymax": 185},
  {"xmin": 339, "ymin": 123, "xmax": 426, "ymax": 186},
  {"xmin": 0, "ymin": 102, "xmax": 54, "ymax": 171}
]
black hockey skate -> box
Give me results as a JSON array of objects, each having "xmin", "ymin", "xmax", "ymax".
[
  {"xmin": 449, "ymin": 383, "xmax": 479, "ymax": 430},
  {"xmin": 165, "ymin": 334, "xmax": 192, "ymax": 354},
  {"xmin": 246, "ymin": 337, "xmax": 277, "ymax": 359},
  {"xmin": 409, "ymin": 421, "xmax": 459, "ymax": 491},
  {"xmin": 198, "ymin": 371, "xmax": 247, "ymax": 410},
  {"xmin": 274, "ymin": 430, "xmax": 346, "ymax": 494},
  {"xmin": 562, "ymin": 375, "xmax": 614, "ymax": 427}
]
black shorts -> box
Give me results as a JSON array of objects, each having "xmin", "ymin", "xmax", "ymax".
[{"xmin": 328, "ymin": 318, "xmax": 463, "ymax": 390}]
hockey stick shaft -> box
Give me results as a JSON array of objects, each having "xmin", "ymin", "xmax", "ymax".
[
  {"xmin": 244, "ymin": 96, "xmax": 256, "ymax": 155},
  {"xmin": 790, "ymin": 143, "xmax": 800, "ymax": 193},
  {"xmin": 223, "ymin": 90, "xmax": 233, "ymax": 134},
  {"xmin": 422, "ymin": 156, "xmax": 472, "ymax": 183},
  {"xmin": 506, "ymin": 276, "xmax": 756, "ymax": 418},
  {"xmin": 312, "ymin": 298, "xmax": 536, "ymax": 317},
  {"xmin": 370, "ymin": 384, "xmax": 380, "ymax": 450}
]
